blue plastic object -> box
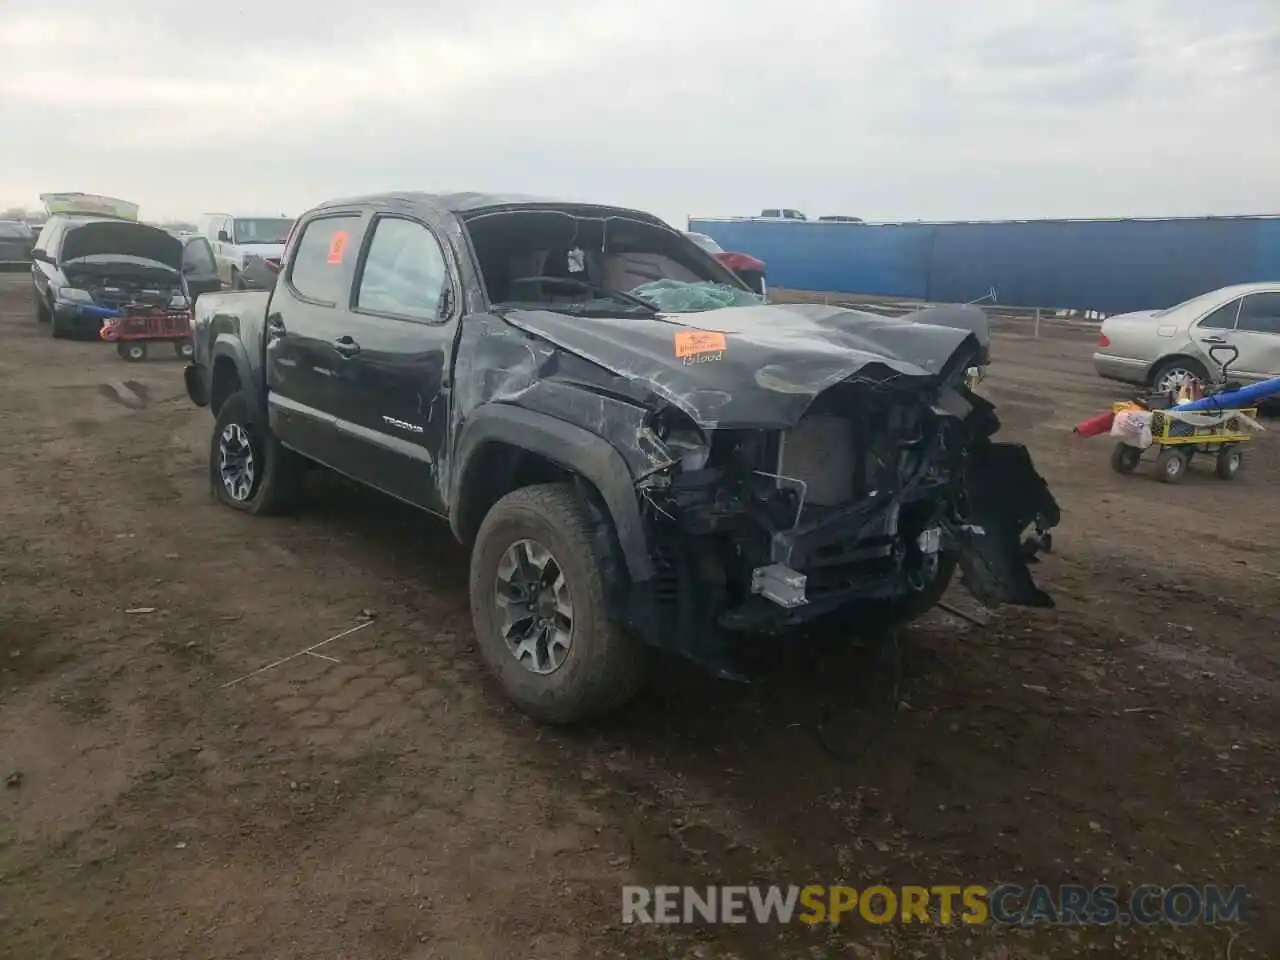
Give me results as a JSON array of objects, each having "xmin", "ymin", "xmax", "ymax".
[
  {"xmin": 1171, "ymin": 375, "xmax": 1280, "ymax": 412},
  {"xmin": 78, "ymin": 304, "xmax": 123, "ymax": 318}
]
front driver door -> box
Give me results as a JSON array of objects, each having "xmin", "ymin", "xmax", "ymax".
[{"xmin": 180, "ymin": 236, "xmax": 222, "ymax": 303}]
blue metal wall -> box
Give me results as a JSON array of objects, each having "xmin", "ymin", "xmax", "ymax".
[
  {"xmin": 688, "ymin": 216, "xmax": 1280, "ymax": 315},
  {"xmin": 689, "ymin": 218, "xmax": 933, "ymax": 300}
]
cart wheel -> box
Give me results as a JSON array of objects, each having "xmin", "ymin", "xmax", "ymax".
[
  {"xmin": 175, "ymin": 340, "xmax": 195, "ymax": 360},
  {"xmin": 1110, "ymin": 442, "xmax": 1142, "ymax": 474},
  {"xmin": 117, "ymin": 341, "xmax": 148, "ymax": 362},
  {"xmin": 1155, "ymin": 447, "xmax": 1188, "ymax": 484},
  {"xmin": 1216, "ymin": 445, "xmax": 1243, "ymax": 480}
]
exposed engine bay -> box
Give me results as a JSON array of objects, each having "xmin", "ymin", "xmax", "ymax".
[{"xmin": 622, "ymin": 355, "xmax": 1058, "ymax": 668}]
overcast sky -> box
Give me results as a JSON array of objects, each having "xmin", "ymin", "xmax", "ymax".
[{"xmin": 1, "ymin": 0, "xmax": 1277, "ymax": 226}]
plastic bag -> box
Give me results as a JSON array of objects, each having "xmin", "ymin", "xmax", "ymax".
[{"xmin": 1110, "ymin": 408, "xmax": 1153, "ymax": 448}]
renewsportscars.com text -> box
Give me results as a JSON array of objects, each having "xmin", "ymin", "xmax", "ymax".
[{"xmin": 621, "ymin": 884, "xmax": 1248, "ymax": 926}]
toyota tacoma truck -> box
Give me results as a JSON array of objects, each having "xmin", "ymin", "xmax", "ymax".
[{"xmin": 184, "ymin": 191, "xmax": 1059, "ymax": 724}]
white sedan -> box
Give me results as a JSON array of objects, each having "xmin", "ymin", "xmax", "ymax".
[{"xmin": 1093, "ymin": 282, "xmax": 1280, "ymax": 392}]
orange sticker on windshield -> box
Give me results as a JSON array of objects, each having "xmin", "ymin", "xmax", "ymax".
[
  {"xmin": 674, "ymin": 331, "xmax": 727, "ymax": 358},
  {"xmin": 326, "ymin": 231, "xmax": 348, "ymax": 264}
]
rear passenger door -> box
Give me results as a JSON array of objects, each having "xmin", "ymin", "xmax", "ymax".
[
  {"xmin": 1229, "ymin": 292, "xmax": 1280, "ymax": 382},
  {"xmin": 266, "ymin": 210, "xmax": 367, "ymax": 465},
  {"xmin": 327, "ymin": 214, "xmax": 460, "ymax": 514}
]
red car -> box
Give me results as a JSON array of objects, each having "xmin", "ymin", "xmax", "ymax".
[{"xmin": 685, "ymin": 231, "xmax": 766, "ymax": 297}]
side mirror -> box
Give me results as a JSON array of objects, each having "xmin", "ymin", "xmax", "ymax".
[
  {"xmin": 217, "ymin": 230, "xmax": 230, "ymax": 242},
  {"xmin": 31, "ymin": 249, "xmax": 51, "ymax": 264}
]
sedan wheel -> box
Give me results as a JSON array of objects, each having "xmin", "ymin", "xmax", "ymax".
[{"xmin": 1154, "ymin": 363, "xmax": 1204, "ymax": 394}]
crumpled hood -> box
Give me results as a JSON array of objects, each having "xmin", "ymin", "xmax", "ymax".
[
  {"xmin": 501, "ymin": 301, "xmax": 990, "ymax": 429},
  {"xmin": 61, "ymin": 221, "xmax": 182, "ymax": 271}
]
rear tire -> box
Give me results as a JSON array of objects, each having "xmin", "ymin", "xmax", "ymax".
[
  {"xmin": 175, "ymin": 339, "xmax": 194, "ymax": 360},
  {"xmin": 209, "ymin": 391, "xmax": 302, "ymax": 515},
  {"xmin": 1150, "ymin": 358, "xmax": 1208, "ymax": 395},
  {"xmin": 469, "ymin": 482, "xmax": 647, "ymax": 724},
  {"xmin": 1216, "ymin": 445, "xmax": 1243, "ymax": 480}
]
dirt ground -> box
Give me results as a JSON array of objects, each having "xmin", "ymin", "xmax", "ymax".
[{"xmin": 1, "ymin": 273, "xmax": 1276, "ymax": 960}]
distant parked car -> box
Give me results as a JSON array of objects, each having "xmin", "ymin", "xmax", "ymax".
[
  {"xmin": 30, "ymin": 213, "xmax": 222, "ymax": 338},
  {"xmin": 1093, "ymin": 283, "xmax": 1280, "ymax": 392},
  {"xmin": 760, "ymin": 208, "xmax": 806, "ymax": 220},
  {"xmin": 197, "ymin": 212, "xmax": 294, "ymax": 289},
  {"xmin": 0, "ymin": 220, "xmax": 35, "ymax": 266},
  {"xmin": 684, "ymin": 231, "xmax": 767, "ymax": 297}
]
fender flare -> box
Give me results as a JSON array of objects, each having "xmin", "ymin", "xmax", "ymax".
[
  {"xmin": 449, "ymin": 404, "xmax": 654, "ymax": 582},
  {"xmin": 209, "ymin": 333, "xmax": 263, "ymax": 414}
]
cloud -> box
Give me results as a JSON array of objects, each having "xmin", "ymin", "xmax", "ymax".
[{"xmin": 1, "ymin": 0, "xmax": 1278, "ymax": 224}]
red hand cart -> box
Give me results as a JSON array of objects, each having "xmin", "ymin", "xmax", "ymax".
[{"xmin": 99, "ymin": 306, "xmax": 195, "ymax": 362}]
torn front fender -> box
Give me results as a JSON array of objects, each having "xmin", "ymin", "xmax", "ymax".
[{"xmin": 957, "ymin": 441, "xmax": 1061, "ymax": 608}]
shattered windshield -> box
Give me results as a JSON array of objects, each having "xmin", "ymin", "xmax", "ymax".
[
  {"xmin": 629, "ymin": 279, "xmax": 761, "ymax": 312},
  {"xmin": 234, "ymin": 218, "xmax": 292, "ymax": 244},
  {"xmin": 685, "ymin": 231, "xmax": 724, "ymax": 255},
  {"xmin": 465, "ymin": 208, "xmax": 763, "ymax": 317}
]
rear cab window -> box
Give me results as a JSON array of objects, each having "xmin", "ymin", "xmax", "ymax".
[{"xmin": 286, "ymin": 214, "xmax": 363, "ymax": 305}]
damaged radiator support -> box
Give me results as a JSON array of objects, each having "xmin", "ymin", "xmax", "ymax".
[
  {"xmin": 750, "ymin": 525, "xmax": 944, "ymax": 609},
  {"xmin": 746, "ymin": 412, "xmax": 949, "ymax": 611}
]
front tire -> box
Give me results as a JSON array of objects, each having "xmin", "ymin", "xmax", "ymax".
[
  {"xmin": 34, "ymin": 290, "xmax": 50, "ymax": 324},
  {"xmin": 1110, "ymin": 441, "xmax": 1142, "ymax": 474},
  {"xmin": 117, "ymin": 341, "xmax": 148, "ymax": 361},
  {"xmin": 1155, "ymin": 447, "xmax": 1188, "ymax": 484},
  {"xmin": 209, "ymin": 391, "xmax": 302, "ymax": 515},
  {"xmin": 894, "ymin": 550, "xmax": 959, "ymax": 623},
  {"xmin": 469, "ymin": 483, "xmax": 647, "ymax": 724}
]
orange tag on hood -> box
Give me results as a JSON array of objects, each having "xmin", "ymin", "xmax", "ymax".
[{"xmin": 674, "ymin": 331, "xmax": 727, "ymax": 358}]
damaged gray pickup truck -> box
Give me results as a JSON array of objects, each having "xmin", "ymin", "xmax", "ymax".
[{"xmin": 184, "ymin": 191, "xmax": 1060, "ymax": 724}]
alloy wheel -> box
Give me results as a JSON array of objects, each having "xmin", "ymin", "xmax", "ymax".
[
  {"xmin": 493, "ymin": 538, "xmax": 574, "ymax": 675},
  {"xmin": 1156, "ymin": 367, "xmax": 1201, "ymax": 394},
  {"xmin": 218, "ymin": 423, "xmax": 257, "ymax": 502}
]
